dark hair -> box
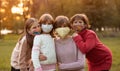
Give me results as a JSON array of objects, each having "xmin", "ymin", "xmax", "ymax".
[
  {"xmin": 70, "ymin": 14, "xmax": 91, "ymax": 28},
  {"xmin": 19, "ymin": 18, "xmax": 38, "ymax": 48},
  {"xmin": 54, "ymin": 15, "xmax": 70, "ymax": 29}
]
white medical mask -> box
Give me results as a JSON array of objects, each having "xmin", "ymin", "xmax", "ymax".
[
  {"xmin": 55, "ymin": 27, "xmax": 70, "ymax": 38},
  {"xmin": 41, "ymin": 24, "xmax": 53, "ymax": 33}
]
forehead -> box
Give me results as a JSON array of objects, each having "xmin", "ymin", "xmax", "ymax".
[
  {"xmin": 73, "ymin": 19, "xmax": 83, "ymax": 22},
  {"xmin": 31, "ymin": 22, "xmax": 39, "ymax": 26},
  {"xmin": 40, "ymin": 19, "xmax": 53, "ymax": 24},
  {"xmin": 55, "ymin": 18, "xmax": 69, "ymax": 27},
  {"xmin": 58, "ymin": 23, "xmax": 68, "ymax": 27},
  {"xmin": 45, "ymin": 20, "xmax": 53, "ymax": 24}
]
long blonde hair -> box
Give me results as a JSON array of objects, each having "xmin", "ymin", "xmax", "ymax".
[{"xmin": 19, "ymin": 18, "xmax": 38, "ymax": 48}]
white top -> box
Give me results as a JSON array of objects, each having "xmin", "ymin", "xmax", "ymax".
[{"xmin": 32, "ymin": 34, "xmax": 56, "ymax": 69}]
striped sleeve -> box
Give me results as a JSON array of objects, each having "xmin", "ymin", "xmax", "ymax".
[{"xmin": 31, "ymin": 35, "xmax": 42, "ymax": 69}]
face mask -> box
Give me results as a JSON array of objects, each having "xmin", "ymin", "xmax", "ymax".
[
  {"xmin": 33, "ymin": 32, "xmax": 40, "ymax": 35},
  {"xmin": 41, "ymin": 24, "xmax": 53, "ymax": 33},
  {"xmin": 55, "ymin": 27, "xmax": 70, "ymax": 38}
]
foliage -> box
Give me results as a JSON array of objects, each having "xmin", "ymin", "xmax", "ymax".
[
  {"xmin": 0, "ymin": 0, "xmax": 120, "ymax": 32},
  {"xmin": 30, "ymin": 0, "xmax": 120, "ymax": 31}
]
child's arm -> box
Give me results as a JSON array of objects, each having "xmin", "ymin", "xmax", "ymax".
[
  {"xmin": 59, "ymin": 50, "xmax": 85, "ymax": 70},
  {"xmin": 73, "ymin": 32, "xmax": 96, "ymax": 54},
  {"xmin": 31, "ymin": 36, "xmax": 43, "ymax": 71}
]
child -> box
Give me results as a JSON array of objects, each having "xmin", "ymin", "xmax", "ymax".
[
  {"xmin": 54, "ymin": 15, "xmax": 85, "ymax": 71},
  {"xmin": 71, "ymin": 14, "xmax": 112, "ymax": 71},
  {"xmin": 32, "ymin": 13, "xmax": 57, "ymax": 71},
  {"xmin": 11, "ymin": 18, "xmax": 41, "ymax": 71}
]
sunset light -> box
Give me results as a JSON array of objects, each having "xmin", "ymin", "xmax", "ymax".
[{"xmin": 11, "ymin": 6, "xmax": 23, "ymax": 15}]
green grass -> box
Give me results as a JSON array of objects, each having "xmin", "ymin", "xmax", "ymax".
[
  {"xmin": 100, "ymin": 37, "xmax": 120, "ymax": 71},
  {"xmin": 0, "ymin": 34, "xmax": 120, "ymax": 71},
  {"xmin": 0, "ymin": 34, "xmax": 19, "ymax": 71}
]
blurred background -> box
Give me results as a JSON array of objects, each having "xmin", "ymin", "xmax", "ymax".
[{"xmin": 0, "ymin": 0, "xmax": 120, "ymax": 71}]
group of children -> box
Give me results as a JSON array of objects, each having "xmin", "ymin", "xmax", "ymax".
[{"xmin": 11, "ymin": 13, "xmax": 112, "ymax": 71}]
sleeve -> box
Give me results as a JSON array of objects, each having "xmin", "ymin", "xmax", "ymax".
[
  {"xmin": 18, "ymin": 37, "xmax": 28, "ymax": 71},
  {"xmin": 31, "ymin": 35, "xmax": 42, "ymax": 70},
  {"xmin": 59, "ymin": 49, "xmax": 85, "ymax": 70},
  {"xmin": 73, "ymin": 33, "xmax": 96, "ymax": 54}
]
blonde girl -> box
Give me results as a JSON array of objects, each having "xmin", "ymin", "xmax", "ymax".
[{"xmin": 11, "ymin": 18, "xmax": 41, "ymax": 71}]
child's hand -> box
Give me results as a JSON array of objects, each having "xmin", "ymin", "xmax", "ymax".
[
  {"xmin": 56, "ymin": 62, "xmax": 61, "ymax": 66},
  {"xmin": 72, "ymin": 32, "xmax": 79, "ymax": 37},
  {"xmin": 39, "ymin": 54, "xmax": 47, "ymax": 61},
  {"xmin": 36, "ymin": 67, "xmax": 43, "ymax": 71}
]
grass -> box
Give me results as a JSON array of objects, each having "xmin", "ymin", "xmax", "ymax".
[
  {"xmin": 100, "ymin": 37, "xmax": 120, "ymax": 71},
  {"xmin": 0, "ymin": 34, "xmax": 120, "ymax": 71},
  {"xmin": 0, "ymin": 34, "xmax": 19, "ymax": 71}
]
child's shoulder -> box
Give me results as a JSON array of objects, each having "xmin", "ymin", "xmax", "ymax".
[
  {"xmin": 35, "ymin": 34, "xmax": 45, "ymax": 37},
  {"xmin": 86, "ymin": 30, "xmax": 97, "ymax": 37},
  {"xmin": 87, "ymin": 29, "xmax": 96, "ymax": 34},
  {"xmin": 34, "ymin": 35, "xmax": 42, "ymax": 40},
  {"xmin": 35, "ymin": 34, "xmax": 51, "ymax": 39},
  {"xmin": 20, "ymin": 36, "xmax": 26, "ymax": 41},
  {"xmin": 18, "ymin": 36, "xmax": 26, "ymax": 44}
]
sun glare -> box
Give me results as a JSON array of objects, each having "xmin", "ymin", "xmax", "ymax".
[
  {"xmin": 11, "ymin": 6, "xmax": 23, "ymax": 15},
  {"xmin": 11, "ymin": 0, "xmax": 24, "ymax": 15},
  {"xmin": 1, "ymin": 29, "xmax": 12, "ymax": 35}
]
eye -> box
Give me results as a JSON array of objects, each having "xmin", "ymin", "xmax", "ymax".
[
  {"xmin": 75, "ymin": 21, "xmax": 78, "ymax": 23},
  {"xmin": 73, "ymin": 21, "xmax": 77, "ymax": 23},
  {"xmin": 37, "ymin": 25, "xmax": 40, "ymax": 27},
  {"xmin": 79, "ymin": 21, "xmax": 82, "ymax": 23},
  {"xmin": 33, "ymin": 26, "xmax": 37, "ymax": 29}
]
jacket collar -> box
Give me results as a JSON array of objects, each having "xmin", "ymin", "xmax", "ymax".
[{"xmin": 78, "ymin": 29, "xmax": 87, "ymax": 35}]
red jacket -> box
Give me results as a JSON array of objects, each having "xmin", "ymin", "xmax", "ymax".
[{"xmin": 73, "ymin": 29, "xmax": 112, "ymax": 71}]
